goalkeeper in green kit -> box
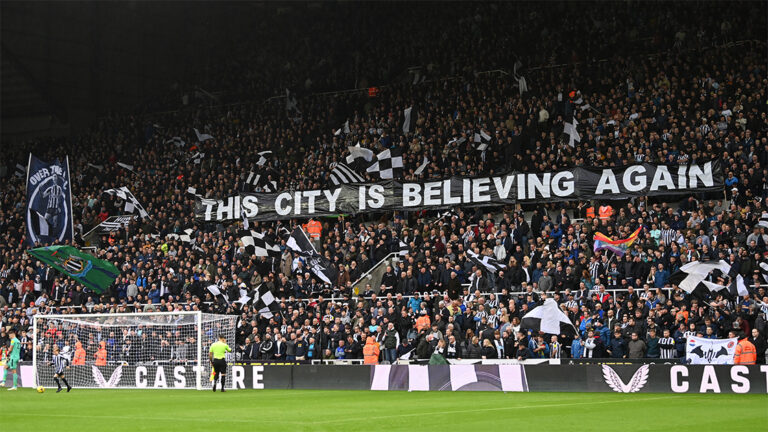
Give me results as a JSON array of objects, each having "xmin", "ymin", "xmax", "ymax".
[
  {"xmin": 209, "ymin": 334, "xmax": 231, "ymax": 392},
  {"xmin": 3, "ymin": 329, "xmax": 21, "ymax": 390}
]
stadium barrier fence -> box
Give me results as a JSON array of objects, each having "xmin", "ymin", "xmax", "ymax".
[{"xmin": 9, "ymin": 283, "xmax": 768, "ymax": 313}]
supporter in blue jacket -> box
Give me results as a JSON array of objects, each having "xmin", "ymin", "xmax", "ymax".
[
  {"xmin": 409, "ymin": 296, "xmax": 422, "ymax": 314},
  {"xmin": 571, "ymin": 333, "xmax": 584, "ymax": 359},
  {"xmin": 608, "ymin": 331, "xmax": 627, "ymax": 358}
]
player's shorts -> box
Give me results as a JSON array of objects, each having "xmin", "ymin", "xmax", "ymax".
[
  {"xmin": 6, "ymin": 358, "xmax": 19, "ymax": 370},
  {"xmin": 212, "ymin": 358, "xmax": 227, "ymax": 374}
]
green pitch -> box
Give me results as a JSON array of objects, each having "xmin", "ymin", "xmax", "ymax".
[{"xmin": 2, "ymin": 389, "xmax": 766, "ymax": 431}]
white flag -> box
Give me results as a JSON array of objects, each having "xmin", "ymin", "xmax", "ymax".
[
  {"xmin": 194, "ymin": 128, "xmax": 214, "ymax": 142},
  {"xmin": 403, "ymin": 106, "xmax": 413, "ymax": 133},
  {"xmin": 117, "ymin": 162, "xmax": 135, "ymax": 172},
  {"xmin": 564, "ymin": 118, "xmax": 580, "ymax": 148},
  {"xmin": 346, "ymin": 144, "xmax": 374, "ymax": 164},
  {"xmin": 414, "ymin": 156, "xmax": 429, "ymax": 176}
]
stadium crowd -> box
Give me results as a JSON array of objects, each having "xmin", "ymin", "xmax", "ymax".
[{"xmin": 1, "ymin": 2, "xmax": 767, "ymax": 366}]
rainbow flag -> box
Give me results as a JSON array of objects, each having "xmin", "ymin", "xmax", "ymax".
[{"xmin": 593, "ymin": 227, "xmax": 641, "ymax": 257}]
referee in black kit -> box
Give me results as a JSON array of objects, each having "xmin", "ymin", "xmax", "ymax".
[{"xmin": 209, "ymin": 334, "xmax": 231, "ymax": 392}]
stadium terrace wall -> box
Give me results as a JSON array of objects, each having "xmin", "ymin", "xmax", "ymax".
[
  {"xmin": 18, "ymin": 363, "xmax": 767, "ymax": 394},
  {"xmin": 195, "ymin": 161, "xmax": 724, "ymax": 222}
]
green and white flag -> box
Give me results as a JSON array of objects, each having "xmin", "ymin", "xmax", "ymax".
[{"xmin": 27, "ymin": 245, "xmax": 119, "ymax": 294}]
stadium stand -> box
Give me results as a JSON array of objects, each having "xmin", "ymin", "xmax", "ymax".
[{"xmin": 1, "ymin": 2, "xmax": 767, "ymax": 367}]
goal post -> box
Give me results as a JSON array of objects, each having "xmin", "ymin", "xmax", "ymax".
[{"xmin": 32, "ymin": 311, "xmax": 237, "ymax": 390}]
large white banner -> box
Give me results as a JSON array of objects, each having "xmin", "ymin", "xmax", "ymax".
[{"xmin": 686, "ymin": 336, "xmax": 737, "ymax": 365}]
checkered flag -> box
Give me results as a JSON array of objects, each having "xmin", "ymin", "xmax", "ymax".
[
  {"xmin": 367, "ymin": 147, "xmax": 404, "ymax": 180},
  {"xmin": 239, "ymin": 230, "xmax": 281, "ymax": 258},
  {"xmin": 329, "ymin": 162, "xmax": 365, "ymax": 185},
  {"xmin": 467, "ymin": 249, "xmax": 506, "ymax": 274},
  {"xmin": 254, "ymin": 284, "xmax": 280, "ymax": 319},
  {"xmin": 473, "ymin": 130, "xmax": 492, "ymax": 152},
  {"xmin": 103, "ymin": 187, "xmax": 149, "ymax": 219}
]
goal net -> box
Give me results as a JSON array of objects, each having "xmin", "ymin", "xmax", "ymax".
[{"xmin": 33, "ymin": 311, "xmax": 237, "ymax": 390}]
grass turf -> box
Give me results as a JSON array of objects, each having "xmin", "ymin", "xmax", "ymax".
[{"xmin": 2, "ymin": 388, "xmax": 766, "ymax": 431}]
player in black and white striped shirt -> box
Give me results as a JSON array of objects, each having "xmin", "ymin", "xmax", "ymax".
[
  {"xmin": 51, "ymin": 345, "xmax": 72, "ymax": 393},
  {"xmin": 659, "ymin": 329, "xmax": 676, "ymax": 359}
]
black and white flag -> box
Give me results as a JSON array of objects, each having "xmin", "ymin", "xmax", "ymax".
[
  {"xmin": 397, "ymin": 240, "xmax": 409, "ymax": 257},
  {"xmin": 668, "ymin": 260, "xmax": 732, "ymax": 298},
  {"xmin": 473, "ymin": 130, "xmax": 491, "ymax": 156},
  {"xmin": 103, "ymin": 187, "xmax": 149, "ymax": 219},
  {"xmin": 334, "ymin": 120, "xmax": 351, "ymax": 136},
  {"xmin": 239, "ymin": 230, "xmax": 281, "ymax": 258},
  {"xmin": 187, "ymin": 152, "xmax": 205, "ymax": 164},
  {"xmin": 466, "ymin": 249, "xmax": 506, "ymax": 274},
  {"xmin": 187, "ymin": 187, "xmax": 216, "ymax": 206},
  {"xmin": 14, "ymin": 163, "xmax": 26, "ymax": 178},
  {"xmin": 245, "ymin": 171, "xmax": 278, "ymax": 193},
  {"xmin": 521, "ymin": 298, "xmax": 577, "ymax": 336},
  {"xmin": 87, "ymin": 163, "xmax": 105, "ymax": 172},
  {"xmin": 758, "ymin": 212, "xmax": 768, "ymax": 229},
  {"xmin": 254, "ymin": 284, "xmax": 281, "ymax": 319},
  {"xmin": 286, "ymin": 226, "xmax": 319, "ymax": 255},
  {"xmin": 367, "ymin": 148, "xmax": 404, "ymax": 180},
  {"xmin": 330, "ymin": 162, "xmax": 365, "ymax": 185},
  {"xmin": 83, "ymin": 215, "xmax": 135, "ymax": 238},
  {"xmin": 346, "ymin": 144, "xmax": 375, "ymax": 171},
  {"xmin": 165, "ymin": 228, "xmax": 195, "ymax": 244},
  {"xmin": 728, "ymin": 274, "xmax": 749, "ymax": 298},
  {"xmin": 165, "ymin": 137, "xmax": 186, "ymax": 148},
  {"xmin": 256, "ymin": 151, "xmax": 272, "ymax": 167},
  {"xmin": 234, "ymin": 286, "xmax": 253, "ymax": 305},
  {"xmin": 759, "ymin": 259, "xmax": 768, "ymax": 284},
  {"xmin": 194, "ymin": 128, "xmax": 214, "ymax": 142},
  {"xmin": 286, "ymin": 227, "xmax": 335, "ymax": 285},
  {"xmin": 206, "ymin": 284, "xmax": 228, "ymax": 303}
]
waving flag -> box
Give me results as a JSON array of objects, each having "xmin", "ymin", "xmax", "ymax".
[
  {"xmin": 466, "ymin": 249, "xmax": 506, "ymax": 274},
  {"xmin": 27, "ymin": 245, "xmax": 119, "ymax": 294},
  {"xmin": 668, "ymin": 260, "xmax": 733, "ymax": 299},
  {"xmin": 286, "ymin": 227, "xmax": 336, "ymax": 284},
  {"xmin": 521, "ymin": 298, "xmax": 577, "ymax": 336},
  {"xmin": 329, "ymin": 162, "xmax": 365, "ymax": 185},
  {"xmin": 593, "ymin": 227, "xmax": 641, "ymax": 257}
]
